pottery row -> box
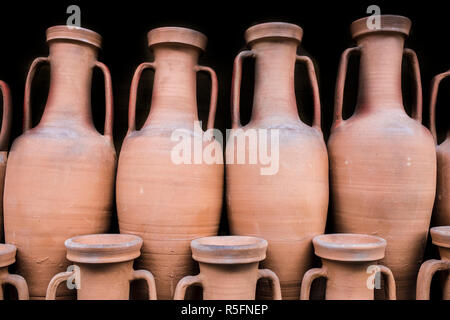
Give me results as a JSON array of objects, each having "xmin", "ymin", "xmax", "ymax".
[{"xmin": 0, "ymin": 15, "xmax": 448, "ymax": 300}]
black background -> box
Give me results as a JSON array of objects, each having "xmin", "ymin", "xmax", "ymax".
[{"xmin": 0, "ymin": 0, "xmax": 449, "ymax": 300}]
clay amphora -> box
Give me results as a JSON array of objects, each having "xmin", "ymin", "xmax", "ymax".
[
  {"xmin": 3, "ymin": 26, "xmax": 116, "ymax": 299},
  {"xmin": 416, "ymin": 226, "xmax": 450, "ymax": 300},
  {"xmin": 0, "ymin": 81, "xmax": 12, "ymax": 242},
  {"xmin": 430, "ymin": 72, "xmax": 450, "ymax": 226},
  {"xmin": 116, "ymin": 27, "xmax": 223, "ymax": 300},
  {"xmin": 327, "ymin": 15, "xmax": 436, "ymax": 300},
  {"xmin": 45, "ymin": 234, "xmax": 157, "ymax": 300},
  {"xmin": 226, "ymin": 22, "xmax": 328, "ymax": 300},
  {"xmin": 174, "ymin": 236, "xmax": 282, "ymax": 300},
  {"xmin": 300, "ymin": 234, "xmax": 396, "ymax": 300},
  {"xmin": 0, "ymin": 244, "xmax": 29, "ymax": 300}
]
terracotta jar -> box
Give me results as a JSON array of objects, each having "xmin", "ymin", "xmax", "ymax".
[
  {"xmin": 116, "ymin": 27, "xmax": 223, "ymax": 300},
  {"xmin": 45, "ymin": 234, "xmax": 157, "ymax": 300},
  {"xmin": 3, "ymin": 26, "xmax": 116, "ymax": 299},
  {"xmin": 0, "ymin": 81, "xmax": 12, "ymax": 242},
  {"xmin": 327, "ymin": 15, "xmax": 436, "ymax": 300},
  {"xmin": 226, "ymin": 22, "xmax": 328, "ymax": 300},
  {"xmin": 174, "ymin": 236, "xmax": 282, "ymax": 300},
  {"xmin": 430, "ymin": 72, "xmax": 450, "ymax": 226},
  {"xmin": 300, "ymin": 234, "xmax": 396, "ymax": 300},
  {"xmin": 417, "ymin": 226, "xmax": 450, "ymax": 300},
  {"xmin": 0, "ymin": 244, "xmax": 29, "ymax": 300}
]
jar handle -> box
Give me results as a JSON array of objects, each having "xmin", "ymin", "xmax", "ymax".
[
  {"xmin": 131, "ymin": 269, "xmax": 157, "ymax": 300},
  {"xmin": 231, "ymin": 50, "xmax": 255, "ymax": 129},
  {"xmin": 0, "ymin": 272, "xmax": 29, "ymax": 300},
  {"xmin": 416, "ymin": 259, "xmax": 450, "ymax": 300},
  {"xmin": 257, "ymin": 269, "xmax": 282, "ymax": 300},
  {"xmin": 195, "ymin": 65, "xmax": 218, "ymax": 130},
  {"xmin": 128, "ymin": 62, "xmax": 156, "ymax": 134},
  {"xmin": 173, "ymin": 275, "xmax": 203, "ymax": 300},
  {"xmin": 296, "ymin": 55, "xmax": 322, "ymax": 130},
  {"xmin": 23, "ymin": 57, "xmax": 49, "ymax": 131},
  {"xmin": 403, "ymin": 49, "xmax": 423, "ymax": 123},
  {"xmin": 94, "ymin": 61, "xmax": 114, "ymax": 140},
  {"xmin": 429, "ymin": 70, "xmax": 450, "ymax": 145},
  {"xmin": 0, "ymin": 81, "xmax": 12, "ymax": 151},
  {"xmin": 300, "ymin": 267, "xmax": 328, "ymax": 300},
  {"xmin": 379, "ymin": 265, "xmax": 396, "ymax": 300},
  {"xmin": 45, "ymin": 270, "xmax": 74, "ymax": 300},
  {"xmin": 332, "ymin": 47, "xmax": 361, "ymax": 129}
]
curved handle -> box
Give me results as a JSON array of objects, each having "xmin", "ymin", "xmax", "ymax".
[
  {"xmin": 94, "ymin": 61, "xmax": 114, "ymax": 139},
  {"xmin": 128, "ymin": 62, "xmax": 156, "ymax": 134},
  {"xmin": 403, "ymin": 49, "xmax": 423, "ymax": 123},
  {"xmin": 0, "ymin": 81, "xmax": 12, "ymax": 151},
  {"xmin": 333, "ymin": 47, "xmax": 361, "ymax": 129},
  {"xmin": 296, "ymin": 55, "xmax": 321, "ymax": 129},
  {"xmin": 0, "ymin": 273, "xmax": 29, "ymax": 300},
  {"xmin": 300, "ymin": 267, "xmax": 328, "ymax": 300},
  {"xmin": 231, "ymin": 50, "xmax": 255, "ymax": 129},
  {"xmin": 173, "ymin": 275, "xmax": 202, "ymax": 300},
  {"xmin": 131, "ymin": 269, "xmax": 157, "ymax": 300},
  {"xmin": 23, "ymin": 57, "xmax": 49, "ymax": 131},
  {"xmin": 195, "ymin": 65, "xmax": 218, "ymax": 130},
  {"xmin": 257, "ymin": 269, "xmax": 282, "ymax": 300},
  {"xmin": 416, "ymin": 259, "xmax": 450, "ymax": 300},
  {"xmin": 379, "ymin": 265, "xmax": 396, "ymax": 300},
  {"xmin": 45, "ymin": 271, "xmax": 74, "ymax": 300},
  {"xmin": 429, "ymin": 70, "xmax": 450, "ymax": 144}
]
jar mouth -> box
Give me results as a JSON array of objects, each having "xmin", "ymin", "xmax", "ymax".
[
  {"xmin": 431, "ymin": 226, "xmax": 450, "ymax": 248},
  {"xmin": 191, "ymin": 236, "xmax": 267, "ymax": 264},
  {"xmin": 0, "ymin": 244, "xmax": 16, "ymax": 268},
  {"xmin": 245, "ymin": 22, "xmax": 303, "ymax": 45},
  {"xmin": 46, "ymin": 25, "xmax": 102, "ymax": 48},
  {"xmin": 313, "ymin": 233, "xmax": 386, "ymax": 262},
  {"xmin": 147, "ymin": 27, "xmax": 207, "ymax": 51},
  {"xmin": 350, "ymin": 15, "xmax": 411, "ymax": 39},
  {"xmin": 65, "ymin": 234, "xmax": 142, "ymax": 264}
]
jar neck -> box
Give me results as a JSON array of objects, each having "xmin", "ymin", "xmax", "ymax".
[
  {"xmin": 40, "ymin": 40, "xmax": 98, "ymax": 128},
  {"xmin": 144, "ymin": 44, "xmax": 201, "ymax": 129},
  {"xmin": 355, "ymin": 33, "xmax": 406, "ymax": 113},
  {"xmin": 250, "ymin": 39, "xmax": 301, "ymax": 123}
]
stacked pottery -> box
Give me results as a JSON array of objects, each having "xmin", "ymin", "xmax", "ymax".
[
  {"xmin": 327, "ymin": 15, "xmax": 436, "ymax": 299},
  {"xmin": 416, "ymin": 226, "xmax": 450, "ymax": 300},
  {"xmin": 174, "ymin": 236, "xmax": 282, "ymax": 300},
  {"xmin": 0, "ymin": 244, "xmax": 29, "ymax": 300},
  {"xmin": 116, "ymin": 27, "xmax": 223, "ymax": 299},
  {"xmin": 46, "ymin": 234, "xmax": 157, "ymax": 300},
  {"xmin": 0, "ymin": 81, "xmax": 12, "ymax": 242},
  {"xmin": 226, "ymin": 22, "xmax": 328, "ymax": 300},
  {"xmin": 429, "ymin": 71, "xmax": 450, "ymax": 226},
  {"xmin": 300, "ymin": 234, "xmax": 396, "ymax": 300},
  {"xmin": 3, "ymin": 26, "xmax": 116, "ymax": 299}
]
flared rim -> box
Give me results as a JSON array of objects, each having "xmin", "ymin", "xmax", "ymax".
[
  {"xmin": 245, "ymin": 22, "xmax": 303, "ymax": 45},
  {"xmin": 147, "ymin": 26, "xmax": 207, "ymax": 51},
  {"xmin": 431, "ymin": 226, "xmax": 450, "ymax": 248},
  {"xmin": 350, "ymin": 15, "xmax": 411, "ymax": 39},
  {"xmin": 46, "ymin": 25, "xmax": 102, "ymax": 48},
  {"xmin": 0, "ymin": 244, "xmax": 16, "ymax": 268}
]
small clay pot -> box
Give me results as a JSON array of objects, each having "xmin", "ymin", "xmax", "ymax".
[
  {"xmin": 45, "ymin": 234, "xmax": 157, "ymax": 300},
  {"xmin": 174, "ymin": 236, "xmax": 282, "ymax": 300},
  {"xmin": 417, "ymin": 226, "xmax": 450, "ymax": 300},
  {"xmin": 0, "ymin": 244, "xmax": 29, "ymax": 300},
  {"xmin": 301, "ymin": 234, "xmax": 396, "ymax": 300}
]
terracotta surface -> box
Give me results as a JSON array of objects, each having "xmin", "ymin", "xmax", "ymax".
[
  {"xmin": 116, "ymin": 27, "xmax": 223, "ymax": 300},
  {"xmin": 174, "ymin": 236, "xmax": 282, "ymax": 300},
  {"xmin": 3, "ymin": 26, "xmax": 116, "ymax": 299},
  {"xmin": 226, "ymin": 22, "xmax": 328, "ymax": 300},
  {"xmin": 301, "ymin": 234, "xmax": 396, "ymax": 300},
  {"xmin": 46, "ymin": 234, "xmax": 156, "ymax": 300},
  {"xmin": 327, "ymin": 15, "xmax": 436, "ymax": 299},
  {"xmin": 0, "ymin": 244, "xmax": 29, "ymax": 300},
  {"xmin": 430, "ymin": 72, "xmax": 450, "ymax": 226},
  {"xmin": 0, "ymin": 81, "xmax": 12, "ymax": 242},
  {"xmin": 417, "ymin": 226, "xmax": 450, "ymax": 300}
]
